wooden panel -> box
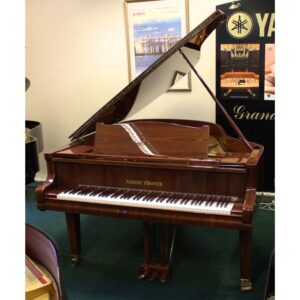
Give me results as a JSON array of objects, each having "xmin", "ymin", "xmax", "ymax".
[
  {"xmin": 54, "ymin": 160, "xmax": 247, "ymax": 197},
  {"xmin": 93, "ymin": 122, "xmax": 210, "ymax": 159}
]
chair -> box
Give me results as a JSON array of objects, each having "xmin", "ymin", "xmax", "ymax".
[
  {"xmin": 26, "ymin": 224, "xmax": 67, "ymax": 300},
  {"xmin": 264, "ymin": 249, "xmax": 275, "ymax": 300}
]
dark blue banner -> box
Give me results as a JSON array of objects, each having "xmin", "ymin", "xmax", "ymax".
[{"xmin": 216, "ymin": 0, "xmax": 275, "ymax": 192}]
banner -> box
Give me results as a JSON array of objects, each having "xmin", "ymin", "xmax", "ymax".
[{"xmin": 216, "ymin": 0, "xmax": 275, "ymax": 192}]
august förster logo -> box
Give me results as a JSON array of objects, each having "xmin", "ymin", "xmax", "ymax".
[{"xmin": 227, "ymin": 11, "xmax": 253, "ymax": 39}]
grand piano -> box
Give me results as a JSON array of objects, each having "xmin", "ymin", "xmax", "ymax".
[{"xmin": 36, "ymin": 10, "xmax": 263, "ymax": 291}]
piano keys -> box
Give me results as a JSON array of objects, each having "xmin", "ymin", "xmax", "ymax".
[
  {"xmin": 56, "ymin": 186, "xmax": 238, "ymax": 215},
  {"xmin": 36, "ymin": 10, "xmax": 263, "ymax": 292}
]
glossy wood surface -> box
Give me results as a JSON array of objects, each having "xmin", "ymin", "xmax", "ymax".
[
  {"xmin": 69, "ymin": 10, "xmax": 227, "ymax": 140},
  {"xmin": 94, "ymin": 122, "xmax": 210, "ymax": 159}
]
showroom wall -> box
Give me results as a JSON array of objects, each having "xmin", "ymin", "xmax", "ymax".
[{"xmin": 26, "ymin": 0, "xmax": 229, "ymax": 180}]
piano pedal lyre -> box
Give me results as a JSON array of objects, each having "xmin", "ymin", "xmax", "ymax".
[
  {"xmin": 138, "ymin": 222, "xmax": 175, "ymax": 283},
  {"xmin": 138, "ymin": 263, "xmax": 171, "ymax": 283}
]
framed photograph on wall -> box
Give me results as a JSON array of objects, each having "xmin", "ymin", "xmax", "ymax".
[{"xmin": 125, "ymin": 0, "xmax": 191, "ymax": 91}]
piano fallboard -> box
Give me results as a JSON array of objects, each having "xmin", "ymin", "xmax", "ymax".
[{"xmin": 49, "ymin": 156, "xmax": 248, "ymax": 197}]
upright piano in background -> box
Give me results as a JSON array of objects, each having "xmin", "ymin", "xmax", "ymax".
[{"xmin": 36, "ymin": 10, "xmax": 263, "ymax": 291}]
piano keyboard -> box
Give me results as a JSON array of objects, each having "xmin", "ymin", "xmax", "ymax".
[{"xmin": 57, "ymin": 186, "xmax": 238, "ymax": 215}]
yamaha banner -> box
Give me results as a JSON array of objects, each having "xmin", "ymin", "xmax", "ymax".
[{"xmin": 216, "ymin": 0, "xmax": 275, "ymax": 192}]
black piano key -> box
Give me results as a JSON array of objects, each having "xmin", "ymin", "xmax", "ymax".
[
  {"xmin": 153, "ymin": 192, "xmax": 163, "ymax": 202},
  {"xmin": 155, "ymin": 193, "xmax": 165, "ymax": 202},
  {"xmin": 183, "ymin": 194, "xmax": 191, "ymax": 205},
  {"xmin": 68, "ymin": 187, "xmax": 82, "ymax": 195},
  {"xmin": 180, "ymin": 194, "xmax": 187, "ymax": 204},
  {"xmin": 109, "ymin": 189, "xmax": 122, "ymax": 198},
  {"xmin": 174, "ymin": 193, "xmax": 183, "ymax": 203},
  {"xmin": 171, "ymin": 193, "xmax": 181, "ymax": 204},
  {"xmin": 190, "ymin": 195, "xmax": 196, "ymax": 205},
  {"xmin": 89, "ymin": 187, "xmax": 106, "ymax": 196},
  {"xmin": 144, "ymin": 192, "xmax": 156, "ymax": 201},
  {"xmin": 209, "ymin": 196, "xmax": 217, "ymax": 206},
  {"xmin": 146, "ymin": 191, "xmax": 157, "ymax": 201},
  {"xmin": 136, "ymin": 191, "xmax": 147, "ymax": 201},
  {"xmin": 119, "ymin": 190, "xmax": 130, "ymax": 199},
  {"xmin": 78, "ymin": 187, "xmax": 94, "ymax": 195},
  {"xmin": 216, "ymin": 196, "xmax": 223, "ymax": 207},
  {"xmin": 216, "ymin": 196, "xmax": 224, "ymax": 207},
  {"xmin": 126, "ymin": 190, "xmax": 136, "ymax": 199},
  {"xmin": 153, "ymin": 192, "xmax": 162, "ymax": 201},
  {"xmin": 165, "ymin": 195, "xmax": 172, "ymax": 203},
  {"xmin": 223, "ymin": 197, "xmax": 232, "ymax": 208},
  {"xmin": 120, "ymin": 190, "xmax": 133, "ymax": 199},
  {"xmin": 95, "ymin": 188, "xmax": 109, "ymax": 196},
  {"xmin": 197, "ymin": 195, "xmax": 205, "ymax": 206},
  {"xmin": 102, "ymin": 188, "xmax": 116, "ymax": 197},
  {"xmin": 220, "ymin": 196, "xmax": 229, "ymax": 208},
  {"xmin": 199, "ymin": 195, "xmax": 207, "ymax": 205},
  {"xmin": 159, "ymin": 193, "xmax": 169, "ymax": 202},
  {"xmin": 205, "ymin": 196, "xmax": 212, "ymax": 206},
  {"xmin": 167, "ymin": 193, "xmax": 177, "ymax": 203},
  {"xmin": 207, "ymin": 195, "xmax": 216, "ymax": 206},
  {"xmin": 191, "ymin": 195, "xmax": 200, "ymax": 205},
  {"xmin": 132, "ymin": 191, "xmax": 144, "ymax": 200},
  {"xmin": 191, "ymin": 194, "xmax": 200, "ymax": 205}
]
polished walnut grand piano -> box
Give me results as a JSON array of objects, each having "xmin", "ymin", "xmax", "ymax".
[{"xmin": 36, "ymin": 10, "xmax": 263, "ymax": 292}]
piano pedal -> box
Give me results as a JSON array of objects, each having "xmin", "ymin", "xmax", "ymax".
[
  {"xmin": 71, "ymin": 255, "xmax": 80, "ymax": 267},
  {"xmin": 148, "ymin": 270, "xmax": 156, "ymax": 282},
  {"xmin": 138, "ymin": 263, "xmax": 171, "ymax": 283},
  {"xmin": 137, "ymin": 264, "xmax": 148, "ymax": 280},
  {"xmin": 240, "ymin": 278, "xmax": 252, "ymax": 291},
  {"xmin": 159, "ymin": 270, "xmax": 170, "ymax": 283}
]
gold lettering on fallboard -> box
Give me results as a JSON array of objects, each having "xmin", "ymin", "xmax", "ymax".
[
  {"xmin": 126, "ymin": 180, "xmax": 143, "ymax": 185},
  {"xmin": 233, "ymin": 105, "xmax": 275, "ymax": 121},
  {"xmin": 126, "ymin": 179, "xmax": 163, "ymax": 187},
  {"xmin": 143, "ymin": 180, "xmax": 163, "ymax": 187}
]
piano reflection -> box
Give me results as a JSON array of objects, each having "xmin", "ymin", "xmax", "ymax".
[{"xmin": 36, "ymin": 10, "xmax": 263, "ymax": 292}]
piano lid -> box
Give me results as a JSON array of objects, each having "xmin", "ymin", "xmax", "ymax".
[{"xmin": 69, "ymin": 10, "xmax": 227, "ymax": 141}]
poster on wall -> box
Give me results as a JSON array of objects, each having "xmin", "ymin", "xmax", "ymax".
[
  {"xmin": 220, "ymin": 43, "xmax": 260, "ymax": 100},
  {"xmin": 264, "ymin": 43, "xmax": 275, "ymax": 100},
  {"xmin": 216, "ymin": 0, "xmax": 275, "ymax": 192},
  {"xmin": 125, "ymin": 0, "xmax": 191, "ymax": 91}
]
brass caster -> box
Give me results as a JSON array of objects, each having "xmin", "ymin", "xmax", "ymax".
[
  {"xmin": 159, "ymin": 277, "xmax": 168, "ymax": 283},
  {"xmin": 71, "ymin": 255, "xmax": 79, "ymax": 267},
  {"xmin": 138, "ymin": 273, "xmax": 146, "ymax": 280},
  {"xmin": 240, "ymin": 278, "xmax": 252, "ymax": 291}
]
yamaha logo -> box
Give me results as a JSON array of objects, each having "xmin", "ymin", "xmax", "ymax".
[{"xmin": 227, "ymin": 11, "xmax": 253, "ymax": 39}]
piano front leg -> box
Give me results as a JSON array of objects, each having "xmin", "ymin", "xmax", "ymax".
[
  {"xmin": 65, "ymin": 213, "xmax": 81, "ymax": 266},
  {"xmin": 239, "ymin": 228, "xmax": 253, "ymax": 291}
]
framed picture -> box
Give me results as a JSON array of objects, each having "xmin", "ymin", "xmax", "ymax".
[{"xmin": 125, "ymin": 0, "xmax": 191, "ymax": 91}]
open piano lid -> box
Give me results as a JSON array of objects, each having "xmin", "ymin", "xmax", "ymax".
[{"xmin": 69, "ymin": 10, "xmax": 227, "ymax": 141}]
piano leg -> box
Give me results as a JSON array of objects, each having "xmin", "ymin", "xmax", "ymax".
[
  {"xmin": 65, "ymin": 213, "xmax": 81, "ymax": 267},
  {"xmin": 138, "ymin": 222, "xmax": 151, "ymax": 280},
  {"xmin": 239, "ymin": 229, "xmax": 253, "ymax": 291},
  {"xmin": 138, "ymin": 222, "xmax": 172, "ymax": 283}
]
